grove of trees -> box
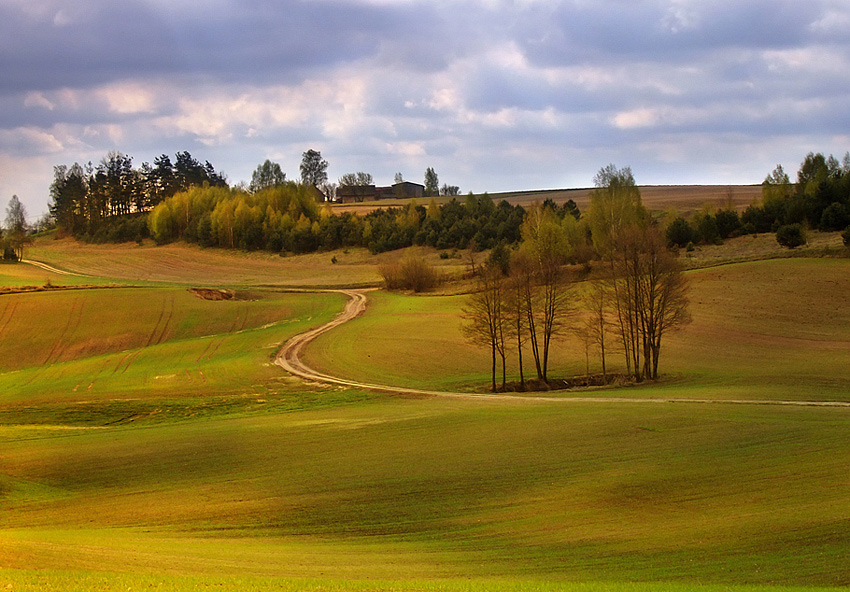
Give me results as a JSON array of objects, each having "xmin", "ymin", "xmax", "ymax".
[
  {"xmin": 49, "ymin": 151, "xmax": 227, "ymax": 242},
  {"xmin": 463, "ymin": 165, "xmax": 691, "ymax": 390}
]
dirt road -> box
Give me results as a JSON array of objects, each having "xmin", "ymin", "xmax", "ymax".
[{"xmin": 275, "ymin": 290, "xmax": 850, "ymax": 408}]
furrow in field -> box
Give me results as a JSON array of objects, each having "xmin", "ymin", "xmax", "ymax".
[
  {"xmin": 154, "ymin": 296, "xmax": 175, "ymax": 345},
  {"xmin": 0, "ymin": 300, "xmax": 18, "ymax": 340},
  {"xmin": 42, "ymin": 297, "xmax": 82, "ymax": 367},
  {"xmin": 145, "ymin": 298, "xmax": 168, "ymax": 348}
]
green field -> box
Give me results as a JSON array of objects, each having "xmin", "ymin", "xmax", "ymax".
[
  {"xmin": 305, "ymin": 258, "xmax": 850, "ymax": 401},
  {"xmin": 1, "ymin": 243, "xmax": 849, "ymax": 591}
]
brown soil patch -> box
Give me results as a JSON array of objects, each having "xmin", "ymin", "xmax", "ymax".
[{"xmin": 188, "ymin": 288, "xmax": 235, "ymax": 301}]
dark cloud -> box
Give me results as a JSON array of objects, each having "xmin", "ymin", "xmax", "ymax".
[
  {"xmin": 1, "ymin": 0, "xmax": 849, "ymax": 215},
  {"xmin": 516, "ymin": 0, "xmax": 836, "ymax": 67}
]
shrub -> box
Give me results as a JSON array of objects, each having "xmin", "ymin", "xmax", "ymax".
[
  {"xmin": 665, "ymin": 217, "xmax": 695, "ymax": 248},
  {"xmin": 819, "ymin": 203, "xmax": 849, "ymax": 232},
  {"xmin": 695, "ymin": 214, "xmax": 721, "ymax": 245},
  {"xmin": 715, "ymin": 208, "xmax": 742, "ymax": 238},
  {"xmin": 775, "ymin": 224, "xmax": 806, "ymax": 249},
  {"xmin": 842, "ymin": 226, "xmax": 850, "ymax": 247},
  {"xmin": 379, "ymin": 256, "xmax": 441, "ymax": 292}
]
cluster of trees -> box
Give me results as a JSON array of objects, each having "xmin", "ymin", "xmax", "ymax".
[
  {"xmin": 463, "ymin": 165, "xmax": 690, "ymax": 391},
  {"xmin": 665, "ymin": 205, "xmax": 744, "ymax": 248},
  {"xmin": 664, "ymin": 152, "xmax": 850, "ymax": 250},
  {"xmin": 48, "ymin": 148, "xmax": 466, "ymax": 244},
  {"xmin": 49, "ymin": 151, "xmax": 227, "ymax": 241},
  {"xmin": 146, "ymin": 182, "xmax": 560, "ymax": 254},
  {"xmin": 751, "ymin": 153, "xmax": 850, "ymax": 234}
]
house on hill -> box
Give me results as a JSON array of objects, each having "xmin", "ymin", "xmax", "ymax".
[
  {"xmin": 338, "ymin": 181, "xmax": 425, "ymax": 203},
  {"xmin": 387, "ymin": 181, "xmax": 424, "ymax": 199},
  {"xmin": 337, "ymin": 184, "xmax": 377, "ymax": 203}
]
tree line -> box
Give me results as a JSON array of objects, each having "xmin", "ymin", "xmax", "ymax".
[
  {"xmin": 664, "ymin": 151, "xmax": 850, "ymax": 250},
  {"xmin": 49, "ymin": 151, "xmax": 227, "ymax": 242},
  {"xmin": 463, "ymin": 165, "xmax": 690, "ymax": 391},
  {"xmin": 145, "ymin": 182, "xmax": 567, "ymax": 254},
  {"xmin": 47, "ymin": 148, "xmax": 463, "ymax": 245}
]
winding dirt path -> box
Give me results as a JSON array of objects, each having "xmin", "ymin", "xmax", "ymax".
[{"xmin": 276, "ymin": 290, "xmax": 850, "ymax": 408}]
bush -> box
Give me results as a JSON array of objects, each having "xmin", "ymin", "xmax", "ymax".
[
  {"xmin": 714, "ymin": 208, "xmax": 742, "ymax": 238},
  {"xmin": 379, "ymin": 256, "xmax": 441, "ymax": 292},
  {"xmin": 842, "ymin": 226, "xmax": 850, "ymax": 247},
  {"xmin": 819, "ymin": 203, "xmax": 849, "ymax": 232},
  {"xmin": 665, "ymin": 217, "xmax": 695, "ymax": 248},
  {"xmin": 775, "ymin": 224, "xmax": 806, "ymax": 249},
  {"xmin": 695, "ymin": 214, "xmax": 721, "ymax": 245}
]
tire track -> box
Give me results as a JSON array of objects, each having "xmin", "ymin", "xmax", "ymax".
[
  {"xmin": 0, "ymin": 300, "xmax": 18, "ymax": 340},
  {"xmin": 275, "ymin": 290, "xmax": 850, "ymax": 409},
  {"xmin": 43, "ymin": 297, "xmax": 84, "ymax": 366},
  {"xmin": 145, "ymin": 297, "xmax": 168, "ymax": 347},
  {"xmin": 154, "ymin": 295, "xmax": 175, "ymax": 345},
  {"xmin": 199, "ymin": 301, "xmax": 248, "ymax": 363}
]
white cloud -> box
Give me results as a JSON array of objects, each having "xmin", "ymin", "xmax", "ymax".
[
  {"xmin": 384, "ymin": 142, "xmax": 426, "ymax": 157},
  {"xmin": 611, "ymin": 108, "xmax": 661, "ymax": 130},
  {"xmin": 97, "ymin": 82, "xmax": 157, "ymax": 114}
]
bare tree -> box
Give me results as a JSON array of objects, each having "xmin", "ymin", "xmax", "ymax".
[
  {"xmin": 589, "ymin": 164, "xmax": 689, "ymax": 381},
  {"xmin": 608, "ymin": 226, "xmax": 690, "ymax": 380},
  {"xmin": 4, "ymin": 195, "xmax": 30, "ymax": 261},
  {"xmin": 462, "ymin": 266, "xmax": 508, "ymax": 391},
  {"xmin": 580, "ymin": 279, "xmax": 611, "ymax": 381},
  {"xmin": 517, "ymin": 203, "xmax": 574, "ymax": 383},
  {"xmin": 504, "ymin": 268, "xmax": 530, "ymax": 389}
]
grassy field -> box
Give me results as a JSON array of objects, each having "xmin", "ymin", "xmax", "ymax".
[
  {"xmin": 2, "ymin": 234, "xmax": 850, "ymax": 590},
  {"xmin": 1, "ymin": 398, "xmax": 848, "ymax": 586},
  {"xmin": 304, "ymin": 257, "xmax": 850, "ymax": 401}
]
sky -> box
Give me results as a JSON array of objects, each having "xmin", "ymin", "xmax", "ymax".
[{"xmin": 1, "ymin": 0, "xmax": 850, "ymax": 219}]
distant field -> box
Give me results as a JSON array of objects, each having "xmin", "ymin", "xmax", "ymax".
[
  {"xmin": 25, "ymin": 238, "xmax": 478, "ymax": 287},
  {"xmin": 332, "ymin": 185, "xmax": 763, "ymax": 216},
  {"xmin": 0, "ymin": 260, "xmax": 110, "ymax": 288},
  {"xmin": 305, "ymin": 258, "xmax": 850, "ymax": 401}
]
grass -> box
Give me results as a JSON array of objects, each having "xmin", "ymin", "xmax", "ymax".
[
  {"xmin": 0, "ymin": 286, "xmax": 349, "ymax": 412},
  {"xmin": 679, "ymin": 230, "xmax": 847, "ymax": 269},
  {"xmin": 3, "ymin": 574, "xmax": 845, "ymax": 592},
  {"xmin": 0, "ymin": 260, "xmax": 110, "ymax": 288},
  {"xmin": 305, "ymin": 258, "xmax": 850, "ymax": 401},
  {"xmin": 26, "ymin": 236, "xmax": 387, "ymax": 287},
  {"xmin": 1, "ymin": 399, "xmax": 848, "ymax": 585},
  {"xmin": 3, "ymin": 237, "xmax": 850, "ymax": 589},
  {"xmin": 332, "ymin": 185, "xmax": 763, "ymax": 219}
]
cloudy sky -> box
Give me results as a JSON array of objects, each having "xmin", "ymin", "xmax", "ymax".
[{"xmin": 2, "ymin": 0, "xmax": 849, "ymax": 218}]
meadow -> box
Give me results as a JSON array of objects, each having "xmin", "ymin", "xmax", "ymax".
[{"xmin": 1, "ymin": 226, "xmax": 849, "ymax": 590}]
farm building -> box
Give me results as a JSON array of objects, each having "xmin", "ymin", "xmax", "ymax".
[
  {"xmin": 337, "ymin": 185, "xmax": 377, "ymax": 203},
  {"xmin": 338, "ymin": 181, "xmax": 425, "ymax": 203}
]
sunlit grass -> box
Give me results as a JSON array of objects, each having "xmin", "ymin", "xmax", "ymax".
[
  {"xmin": 1, "ymin": 399, "xmax": 848, "ymax": 584},
  {"xmin": 3, "ymin": 238, "xmax": 850, "ymax": 588},
  {"xmin": 0, "ymin": 287, "xmax": 346, "ymax": 406}
]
